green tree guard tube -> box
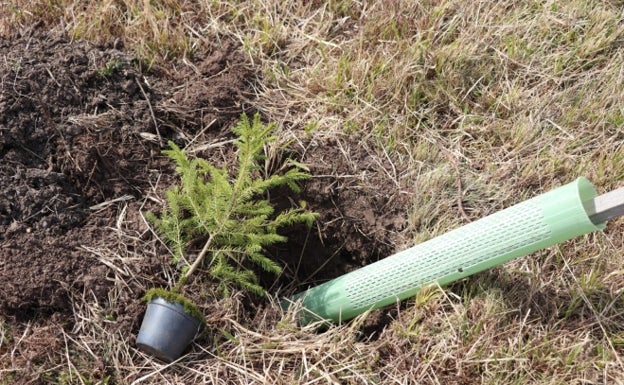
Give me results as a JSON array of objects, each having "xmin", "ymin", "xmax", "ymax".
[{"xmin": 287, "ymin": 177, "xmax": 606, "ymax": 324}]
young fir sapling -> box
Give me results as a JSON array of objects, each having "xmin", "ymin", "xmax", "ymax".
[{"xmin": 145, "ymin": 114, "xmax": 317, "ymax": 317}]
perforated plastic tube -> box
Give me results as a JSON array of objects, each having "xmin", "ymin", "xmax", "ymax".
[{"xmin": 287, "ymin": 177, "xmax": 606, "ymax": 324}]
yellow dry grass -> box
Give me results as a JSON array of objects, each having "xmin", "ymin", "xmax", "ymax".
[{"xmin": 1, "ymin": 0, "xmax": 624, "ymax": 384}]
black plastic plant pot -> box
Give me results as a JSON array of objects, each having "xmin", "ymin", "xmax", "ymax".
[{"xmin": 136, "ymin": 297, "xmax": 202, "ymax": 363}]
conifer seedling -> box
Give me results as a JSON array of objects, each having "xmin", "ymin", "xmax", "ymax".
[{"xmin": 145, "ymin": 113, "xmax": 318, "ymax": 312}]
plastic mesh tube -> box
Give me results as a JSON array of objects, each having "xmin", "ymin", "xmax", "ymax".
[{"xmin": 288, "ymin": 177, "xmax": 606, "ymax": 324}]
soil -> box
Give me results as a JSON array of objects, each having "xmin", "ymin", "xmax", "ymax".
[
  {"xmin": 0, "ymin": 30, "xmax": 410, "ymax": 382},
  {"xmin": 0, "ymin": 30, "xmax": 252, "ymax": 315},
  {"xmin": 273, "ymin": 138, "xmax": 411, "ymax": 287}
]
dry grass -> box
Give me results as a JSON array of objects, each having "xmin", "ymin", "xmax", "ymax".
[{"xmin": 2, "ymin": 0, "xmax": 624, "ymax": 383}]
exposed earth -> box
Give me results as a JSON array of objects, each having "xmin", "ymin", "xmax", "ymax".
[{"xmin": 0, "ymin": 31, "xmax": 409, "ymax": 381}]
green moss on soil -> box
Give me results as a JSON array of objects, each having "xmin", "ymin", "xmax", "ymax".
[{"xmin": 143, "ymin": 288, "xmax": 206, "ymax": 325}]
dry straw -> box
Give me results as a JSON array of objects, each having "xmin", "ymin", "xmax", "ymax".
[{"xmin": 1, "ymin": 0, "xmax": 624, "ymax": 383}]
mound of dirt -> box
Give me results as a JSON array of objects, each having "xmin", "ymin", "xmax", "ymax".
[
  {"xmin": 0, "ymin": 31, "xmax": 252, "ymax": 316},
  {"xmin": 274, "ymin": 137, "xmax": 411, "ymax": 289}
]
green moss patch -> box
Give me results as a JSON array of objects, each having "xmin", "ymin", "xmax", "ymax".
[{"xmin": 143, "ymin": 288, "xmax": 206, "ymax": 325}]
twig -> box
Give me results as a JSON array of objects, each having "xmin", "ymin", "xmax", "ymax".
[
  {"xmin": 436, "ymin": 143, "xmax": 471, "ymax": 223},
  {"xmin": 89, "ymin": 194, "xmax": 134, "ymax": 210},
  {"xmin": 136, "ymin": 77, "xmax": 163, "ymax": 146}
]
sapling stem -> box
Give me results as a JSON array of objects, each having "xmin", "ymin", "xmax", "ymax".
[{"xmin": 175, "ymin": 233, "xmax": 216, "ymax": 290}]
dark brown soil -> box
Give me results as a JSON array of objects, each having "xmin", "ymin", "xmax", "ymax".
[
  {"xmin": 274, "ymin": 137, "xmax": 411, "ymax": 288},
  {"xmin": 0, "ymin": 31, "xmax": 253, "ymax": 317},
  {"xmin": 0, "ymin": 30, "xmax": 409, "ymax": 383}
]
